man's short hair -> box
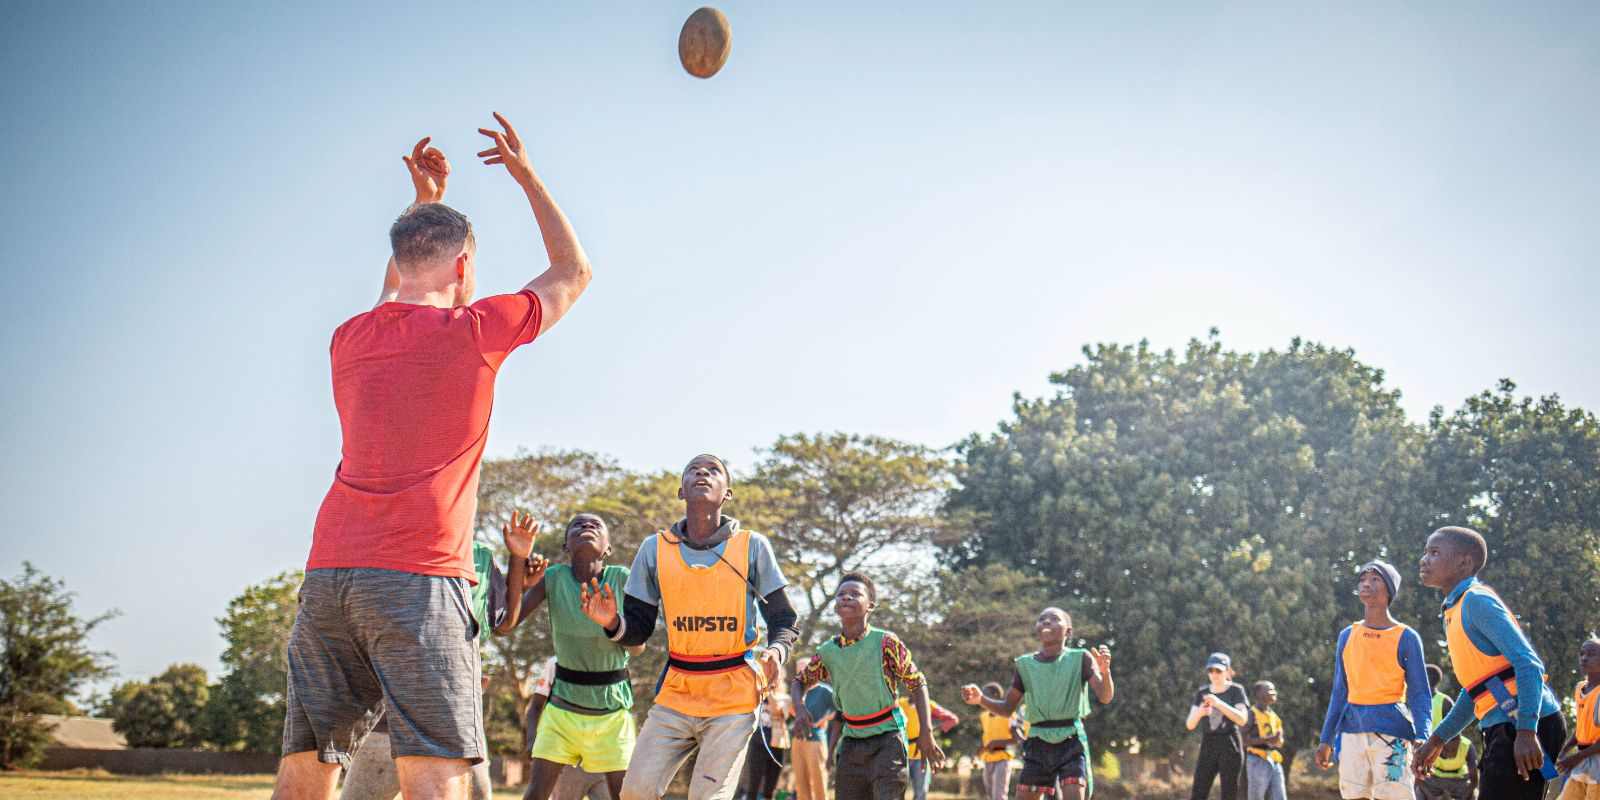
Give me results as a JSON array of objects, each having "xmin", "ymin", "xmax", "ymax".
[
  {"xmin": 1251, "ymin": 680, "xmax": 1274, "ymax": 695},
  {"xmin": 838, "ymin": 572, "xmax": 877, "ymax": 605},
  {"xmin": 1434, "ymin": 526, "xmax": 1489, "ymax": 573},
  {"xmin": 390, "ymin": 203, "xmax": 474, "ymax": 272},
  {"xmin": 982, "ymin": 682, "xmax": 1004, "ymax": 698}
]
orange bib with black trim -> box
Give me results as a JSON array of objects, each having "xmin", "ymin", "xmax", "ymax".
[
  {"xmin": 1576, "ymin": 681, "xmax": 1600, "ymax": 747},
  {"xmin": 1444, "ymin": 584, "xmax": 1526, "ymax": 719},
  {"xmin": 655, "ymin": 529, "xmax": 763, "ymax": 717},
  {"xmin": 1344, "ymin": 622, "xmax": 1410, "ymax": 705}
]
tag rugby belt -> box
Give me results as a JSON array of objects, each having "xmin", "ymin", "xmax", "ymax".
[
  {"xmin": 666, "ymin": 651, "xmax": 750, "ymax": 675},
  {"xmin": 1469, "ymin": 668, "xmax": 1560, "ymax": 782},
  {"xmin": 841, "ymin": 703, "xmax": 898, "ymax": 729},
  {"xmin": 554, "ymin": 664, "xmax": 630, "ymax": 686},
  {"xmin": 1030, "ymin": 718, "xmax": 1082, "ymax": 731}
]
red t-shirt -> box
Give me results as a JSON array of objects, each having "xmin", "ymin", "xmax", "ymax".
[{"xmin": 307, "ymin": 290, "xmax": 542, "ymax": 582}]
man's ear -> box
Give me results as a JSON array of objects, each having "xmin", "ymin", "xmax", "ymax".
[
  {"xmin": 725, "ymin": 487, "xmax": 735, "ymax": 502},
  {"xmin": 456, "ymin": 251, "xmax": 468, "ymax": 280},
  {"xmin": 677, "ymin": 486, "xmax": 685, "ymax": 501}
]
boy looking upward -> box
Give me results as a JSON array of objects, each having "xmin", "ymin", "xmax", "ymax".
[
  {"xmin": 794, "ymin": 573, "xmax": 947, "ymax": 800},
  {"xmin": 961, "ymin": 607, "xmax": 1113, "ymax": 800},
  {"xmin": 1413, "ymin": 526, "xmax": 1567, "ymax": 800},
  {"xmin": 1314, "ymin": 560, "xmax": 1432, "ymax": 800}
]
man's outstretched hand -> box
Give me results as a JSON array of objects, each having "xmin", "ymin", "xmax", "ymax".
[
  {"xmin": 477, "ymin": 112, "xmax": 537, "ymax": 188},
  {"xmin": 404, "ymin": 137, "xmax": 449, "ymax": 205}
]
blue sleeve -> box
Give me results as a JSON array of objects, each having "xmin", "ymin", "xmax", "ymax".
[
  {"xmin": 1435, "ymin": 688, "xmax": 1475, "ymax": 741},
  {"xmin": 1321, "ymin": 627, "xmax": 1352, "ymax": 745},
  {"xmin": 1465, "ymin": 591, "xmax": 1547, "ymax": 731},
  {"xmin": 623, "ymin": 536, "xmax": 660, "ymax": 605},
  {"xmin": 1398, "ymin": 627, "xmax": 1433, "ymax": 740}
]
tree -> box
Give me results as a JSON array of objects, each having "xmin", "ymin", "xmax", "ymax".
[
  {"xmin": 111, "ymin": 663, "xmax": 209, "ymax": 748},
  {"xmin": 199, "ymin": 571, "xmax": 299, "ymax": 753},
  {"xmin": 0, "ymin": 562, "xmax": 117, "ymax": 769},
  {"xmin": 750, "ymin": 433, "xmax": 952, "ymax": 648},
  {"xmin": 947, "ymin": 337, "xmax": 1434, "ymax": 764}
]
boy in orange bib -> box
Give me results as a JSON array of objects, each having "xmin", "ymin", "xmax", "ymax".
[
  {"xmin": 584, "ymin": 455, "xmax": 799, "ymax": 800},
  {"xmin": 1555, "ymin": 637, "xmax": 1600, "ymax": 799}
]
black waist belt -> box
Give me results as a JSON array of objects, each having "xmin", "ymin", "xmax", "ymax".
[
  {"xmin": 667, "ymin": 654, "xmax": 747, "ymax": 673},
  {"xmin": 1031, "ymin": 718, "xmax": 1080, "ymax": 730},
  {"xmin": 554, "ymin": 664, "xmax": 630, "ymax": 686},
  {"xmin": 549, "ymin": 696, "xmax": 618, "ymax": 716},
  {"xmin": 1465, "ymin": 665, "xmax": 1517, "ymax": 698},
  {"xmin": 841, "ymin": 705, "xmax": 897, "ymax": 729}
]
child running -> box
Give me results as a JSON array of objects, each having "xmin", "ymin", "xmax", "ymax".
[
  {"xmin": 1413, "ymin": 526, "xmax": 1568, "ymax": 800},
  {"xmin": 1314, "ymin": 560, "xmax": 1432, "ymax": 800},
  {"xmin": 961, "ymin": 606, "xmax": 1114, "ymax": 800},
  {"xmin": 976, "ymin": 683, "xmax": 1025, "ymax": 800},
  {"xmin": 586, "ymin": 454, "xmax": 800, "ymax": 800},
  {"xmin": 1185, "ymin": 653, "xmax": 1250, "ymax": 800},
  {"xmin": 1241, "ymin": 681, "xmax": 1285, "ymax": 800},
  {"xmin": 1554, "ymin": 636, "xmax": 1600, "ymax": 799},
  {"xmin": 793, "ymin": 572, "xmax": 947, "ymax": 800},
  {"xmin": 504, "ymin": 512, "xmax": 640, "ymax": 800}
]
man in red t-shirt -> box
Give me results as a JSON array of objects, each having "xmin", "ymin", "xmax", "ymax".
[{"xmin": 274, "ymin": 113, "xmax": 592, "ymax": 800}]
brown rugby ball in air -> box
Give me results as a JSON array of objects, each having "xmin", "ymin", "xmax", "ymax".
[{"xmin": 679, "ymin": 7, "xmax": 731, "ymax": 79}]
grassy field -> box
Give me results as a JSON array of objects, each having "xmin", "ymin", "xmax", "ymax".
[
  {"xmin": 0, "ymin": 770, "xmax": 525, "ymax": 799},
  {"xmin": 0, "ymin": 769, "xmax": 1341, "ymax": 799}
]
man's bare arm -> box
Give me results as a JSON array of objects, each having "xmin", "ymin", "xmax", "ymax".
[{"xmin": 476, "ymin": 112, "xmax": 592, "ymax": 334}]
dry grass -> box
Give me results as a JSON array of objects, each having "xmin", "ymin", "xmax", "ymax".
[{"xmin": 0, "ymin": 770, "xmax": 526, "ymax": 799}]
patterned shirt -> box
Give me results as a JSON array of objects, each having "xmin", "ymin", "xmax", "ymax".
[{"xmin": 797, "ymin": 628, "xmax": 926, "ymax": 692}]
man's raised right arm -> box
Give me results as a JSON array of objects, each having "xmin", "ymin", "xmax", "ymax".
[{"xmin": 476, "ymin": 112, "xmax": 592, "ymax": 335}]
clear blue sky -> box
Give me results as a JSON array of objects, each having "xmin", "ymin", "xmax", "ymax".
[{"xmin": 3, "ymin": 1, "xmax": 1597, "ymax": 693}]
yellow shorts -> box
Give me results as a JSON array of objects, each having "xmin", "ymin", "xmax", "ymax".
[{"xmin": 530, "ymin": 704, "xmax": 636, "ymax": 773}]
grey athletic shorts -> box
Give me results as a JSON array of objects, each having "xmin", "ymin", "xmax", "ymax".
[{"xmin": 282, "ymin": 568, "xmax": 485, "ymax": 765}]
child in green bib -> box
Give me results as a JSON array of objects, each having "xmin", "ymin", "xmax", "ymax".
[
  {"xmin": 502, "ymin": 512, "xmax": 641, "ymax": 800},
  {"xmin": 962, "ymin": 606, "xmax": 1113, "ymax": 800},
  {"xmin": 793, "ymin": 572, "xmax": 946, "ymax": 799}
]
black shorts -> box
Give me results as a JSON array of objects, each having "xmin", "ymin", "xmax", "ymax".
[{"xmin": 1018, "ymin": 735, "xmax": 1088, "ymax": 789}]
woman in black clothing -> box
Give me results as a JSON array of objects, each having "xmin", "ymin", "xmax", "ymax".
[{"xmin": 1185, "ymin": 653, "xmax": 1251, "ymax": 800}]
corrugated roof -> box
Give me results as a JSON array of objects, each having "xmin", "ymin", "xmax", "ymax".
[{"xmin": 39, "ymin": 714, "xmax": 128, "ymax": 750}]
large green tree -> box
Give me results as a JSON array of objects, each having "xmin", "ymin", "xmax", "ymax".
[
  {"xmin": 111, "ymin": 663, "xmax": 210, "ymax": 748},
  {"xmin": 199, "ymin": 571, "xmax": 299, "ymax": 753},
  {"xmin": 0, "ymin": 563, "xmax": 116, "ymax": 768},
  {"xmin": 947, "ymin": 337, "xmax": 1434, "ymax": 765}
]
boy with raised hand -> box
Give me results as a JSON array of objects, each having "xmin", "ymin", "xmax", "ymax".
[
  {"xmin": 278, "ymin": 112, "xmax": 592, "ymax": 800},
  {"xmin": 583, "ymin": 454, "xmax": 800, "ymax": 800},
  {"xmin": 1314, "ymin": 560, "xmax": 1432, "ymax": 800},
  {"xmin": 793, "ymin": 572, "xmax": 946, "ymax": 800},
  {"xmin": 1412, "ymin": 526, "xmax": 1567, "ymax": 800},
  {"xmin": 1242, "ymin": 681, "xmax": 1286, "ymax": 800},
  {"xmin": 502, "ymin": 512, "xmax": 641, "ymax": 800},
  {"xmin": 961, "ymin": 607, "xmax": 1114, "ymax": 800}
]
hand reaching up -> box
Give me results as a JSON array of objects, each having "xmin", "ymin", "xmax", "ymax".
[
  {"xmin": 502, "ymin": 510, "xmax": 540, "ymax": 561},
  {"xmin": 477, "ymin": 112, "xmax": 536, "ymax": 188},
  {"xmin": 403, "ymin": 137, "xmax": 449, "ymax": 205},
  {"xmin": 1090, "ymin": 645, "xmax": 1112, "ymax": 674},
  {"xmin": 579, "ymin": 577, "xmax": 619, "ymax": 630}
]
